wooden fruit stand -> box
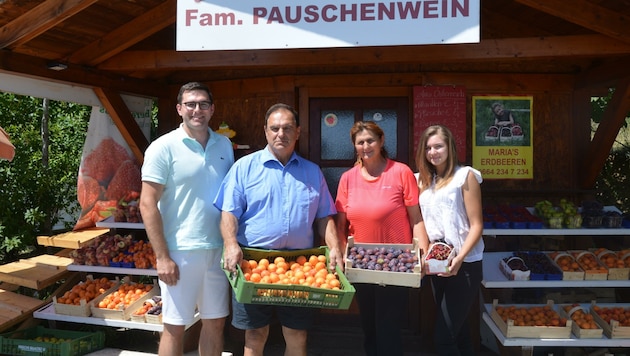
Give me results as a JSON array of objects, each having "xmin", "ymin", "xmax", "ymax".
[{"xmin": 0, "ymin": 229, "xmax": 108, "ymax": 333}]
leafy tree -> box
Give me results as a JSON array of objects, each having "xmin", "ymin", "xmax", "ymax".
[
  {"xmin": 0, "ymin": 92, "xmax": 90, "ymax": 262},
  {"xmin": 591, "ymin": 89, "xmax": 630, "ymax": 214}
]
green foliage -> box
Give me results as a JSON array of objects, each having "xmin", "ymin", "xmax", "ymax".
[
  {"xmin": 591, "ymin": 89, "xmax": 630, "ymax": 214},
  {"xmin": 0, "ymin": 92, "xmax": 90, "ymax": 262}
]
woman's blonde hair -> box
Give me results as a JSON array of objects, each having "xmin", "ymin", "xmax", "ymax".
[{"xmin": 415, "ymin": 125, "xmax": 459, "ymax": 192}]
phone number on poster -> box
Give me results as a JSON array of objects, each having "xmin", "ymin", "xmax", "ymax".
[{"xmin": 479, "ymin": 168, "xmax": 529, "ymax": 176}]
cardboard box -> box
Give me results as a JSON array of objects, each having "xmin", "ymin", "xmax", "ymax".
[
  {"xmin": 344, "ymin": 237, "xmax": 422, "ymax": 288},
  {"xmin": 424, "ymin": 242, "xmax": 455, "ymax": 275},
  {"xmin": 489, "ymin": 299, "xmax": 572, "ymax": 339},
  {"xmin": 499, "ymin": 256, "xmax": 530, "ymax": 281}
]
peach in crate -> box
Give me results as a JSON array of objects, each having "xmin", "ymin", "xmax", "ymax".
[
  {"xmin": 424, "ymin": 242, "xmax": 455, "ymax": 275},
  {"xmin": 594, "ymin": 248, "xmax": 629, "ymax": 280},
  {"xmin": 558, "ymin": 304, "xmax": 603, "ymax": 339},
  {"xmin": 490, "ymin": 299, "xmax": 572, "ymax": 339},
  {"xmin": 590, "ymin": 302, "xmax": 630, "ymax": 338},
  {"xmin": 570, "ymin": 250, "xmax": 608, "ymax": 280},
  {"xmin": 90, "ymin": 278, "xmax": 159, "ymax": 320},
  {"xmin": 547, "ymin": 252, "xmax": 584, "ymax": 281},
  {"xmin": 53, "ymin": 275, "xmax": 119, "ymax": 317}
]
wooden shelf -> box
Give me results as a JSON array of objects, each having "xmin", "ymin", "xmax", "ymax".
[
  {"xmin": 483, "ymin": 227, "xmax": 629, "ymax": 236},
  {"xmin": 67, "ymin": 264, "xmax": 157, "ymax": 276},
  {"xmin": 482, "ymin": 304, "xmax": 630, "ymax": 348},
  {"xmin": 95, "ymin": 217, "xmax": 144, "ymax": 230},
  {"xmin": 482, "ymin": 252, "xmax": 630, "ymax": 288}
]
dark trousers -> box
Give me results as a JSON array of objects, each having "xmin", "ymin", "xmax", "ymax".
[
  {"xmin": 354, "ymin": 283, "xmax": 408, "ymax": 356},
  {"xmin": 429, "ymin": 260, "xmax": 483, "ymax": 356}
]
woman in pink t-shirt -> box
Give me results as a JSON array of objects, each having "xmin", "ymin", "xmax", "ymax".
[{"xmin": 335, "ymin": 121, "xmax": 424, "ymax": 356}]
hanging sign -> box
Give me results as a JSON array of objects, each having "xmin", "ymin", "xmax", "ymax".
[
  {"xmin": 177, "ymin": 0, "xmax": 480, "ymax": 51},
  {"xmin": 472, "ymin": 95, "xmax": 533, "ymax": 179},
  {"xmin": 413, "ymin": 86, "xmax": 467, "ymax": 162}
]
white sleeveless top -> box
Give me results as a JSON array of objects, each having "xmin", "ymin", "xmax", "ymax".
[{"xmin": 418, "ymin": 166, "xmax": 484, "ymax": 262}]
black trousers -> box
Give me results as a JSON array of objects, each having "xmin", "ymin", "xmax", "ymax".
[
  {"xmin": 429, "ymin": 260, "xmax": 483, "ymax": 356},
  {"xmin": 354, "ymin": 283, "xmax": 409, "ymax": 356}
]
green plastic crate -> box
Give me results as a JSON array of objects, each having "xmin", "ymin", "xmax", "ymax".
[
  {"xmin": 223, "ymin": 246, "xmax": 355, "ymax": 309},
  {"xmin": 0, "ymin": 326, "xmax": 104, "ymax": 356}
]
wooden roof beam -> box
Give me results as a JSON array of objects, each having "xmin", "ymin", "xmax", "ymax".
[
  {"xmin": 68, "ymin": 0, "xmax": 177, "ymax": 66},
  {"xmin": 98, "ymin": 34, "xmax": 630, "ymax": 71},
  {"xmin": 579, "ymin": 77, "xmax": 630, "ymax": 189},
  {"xmin": 575, "ymin": 57, "xmax": 630, "ymax": 90},
  {"xmin": 0, "ymin": 0, "xmax": 98, "ymax": 49},
  {"xmin": 93, "ymin": 87, "xmax": 149, "ymax": 164},
  {"xmin": 0, "ymin": 50, "xmax": 167, "ymax": 99},
  {"xmin": 515, "ymin": 0, "xmax": 630, "ymax": 45}
]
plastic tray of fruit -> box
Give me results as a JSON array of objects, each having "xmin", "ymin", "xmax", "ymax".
[
  {"xmin": 90, "ymin": 278, "xmax": 158, "ymax": 320},
  {"xmin": 590, "ymin": 302, "xmax": 630, "ymax": 338},
  {"xmin": 489, "ymin": 299, "xmax": 572, "ymax": 339},
  {"xmin": 558, "ymin": 304, "xmax": 603, "ymax": 339},
  {"xmin": 0, "ymin": 326, "xmax": 105, "ymax": 356},
  {"xmin": 424, "ymin": 242, "xmax": 455, "ymax": 275},
  {"xmin": 547, "ymin": 252, "xmax": 584, "ymax": 281},
  {"xmin": 223, "ymin": 246, "xmax": 355, "ymax": 309},
  {"xmin": 53, "ymin": 276, "xmax": 120, "ymax": 317},
  {"xmin": 512, "ymin": 251, "xmax": 562, "ymax": 281},
  {"xmin": 344, "ymin": 237, "xmax": 421, "ymax": 288},
  {"xmin": 499, "ymin": 256, "xmax": 530, "ymax": 281}
]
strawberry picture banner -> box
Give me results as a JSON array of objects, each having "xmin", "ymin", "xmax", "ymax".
[{"xmin": 74, "ymin": 96, "xmax": 152, "ymax": 230}]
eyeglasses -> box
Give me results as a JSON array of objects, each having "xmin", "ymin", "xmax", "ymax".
[{"xmin": 182, "ymin": 101, "xmax": 212, "ymax": 110}]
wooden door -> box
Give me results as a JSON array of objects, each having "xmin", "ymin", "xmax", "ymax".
[{"xmin": 308, "ymin": 97, "xmax": 411, "ymax": 200}]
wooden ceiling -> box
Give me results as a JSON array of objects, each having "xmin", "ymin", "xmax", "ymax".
[{"xmin": 1, "ymin": 0, "xmax": 630, "ymax": 98}]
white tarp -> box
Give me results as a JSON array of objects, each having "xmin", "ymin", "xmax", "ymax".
[{"xmin": 177, "ymin": 0, "xmax": 480, "ymax": 51}]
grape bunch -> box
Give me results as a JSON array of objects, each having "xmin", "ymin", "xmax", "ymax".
[
  {"xmin": 347, "ymin": 246, "xmax": 419, "ymax": 273},
  {"xmin": 426, "ymin": 243, "xmax": 452, "ymax": 261}
]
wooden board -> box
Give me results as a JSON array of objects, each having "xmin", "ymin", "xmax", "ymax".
[
  {"xmin": 0, "ymin": 260, "xmax": 72, "ymax": 290},
  {"xmin": 36, "ymin": 228, "xmax": 109, "ymax": 249},
  {"xmin": 20, "ymin": 255, "xmax": 73, "ymax": 270},
  {"xmin": 0, "ymin": 289, "xmax": 45, "ymax": 333}
]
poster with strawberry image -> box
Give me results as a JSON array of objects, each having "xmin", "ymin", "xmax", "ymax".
[{"xmin": 74, "ymin": 97, "xmax": 152, "ymax": 230}]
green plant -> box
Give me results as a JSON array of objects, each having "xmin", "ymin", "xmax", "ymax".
[
  {"xmin": 0, "ymin": 92, "xmax": 90, "ymax": 263},
  {"xmin": 591, "ymin": 89, "xmax": 630, "ymax": 214}
]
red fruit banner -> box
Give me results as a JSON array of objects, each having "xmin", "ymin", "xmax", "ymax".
[
  {"xmin": 413, "ymin": 86, "xmax": 467, "ymax": 163},
  {"xmin": 74, "ymin": 97, "xmax": 152, "ymax": 230}
]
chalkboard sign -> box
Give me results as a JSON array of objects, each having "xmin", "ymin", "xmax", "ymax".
[{"xmin": 413, "ymin": 86, "xmax": 467, "ymax": 162}]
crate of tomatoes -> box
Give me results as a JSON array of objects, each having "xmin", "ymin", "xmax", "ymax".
[{"xmin": 223, "ymin": 246, "xmax": 355, "ymax": 309}]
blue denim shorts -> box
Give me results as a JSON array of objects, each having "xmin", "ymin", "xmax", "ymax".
[{"xmin": 230, "ymin": 294, "xmax": 315, "ymax": 330}]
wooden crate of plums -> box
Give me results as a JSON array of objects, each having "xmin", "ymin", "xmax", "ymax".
[{"xmin": 344, "ymin": 237, "xmax": 422, "ymax": 287}]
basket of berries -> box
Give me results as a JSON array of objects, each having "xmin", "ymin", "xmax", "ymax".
[{"xmin": 424, "ymin": 242, "xmax": 455, "ymax": 275}]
